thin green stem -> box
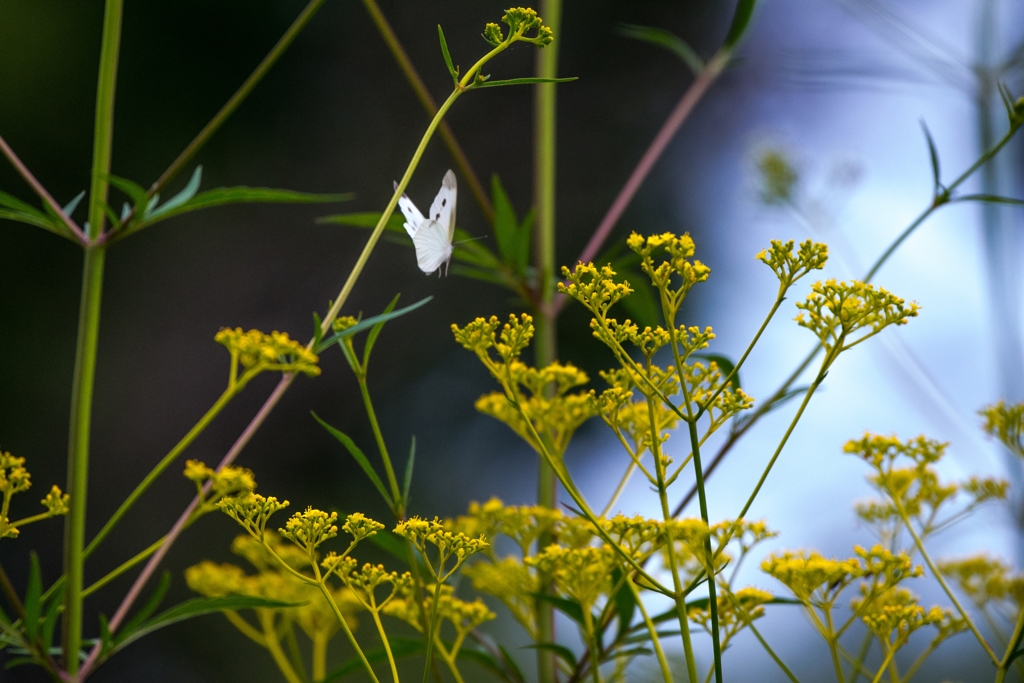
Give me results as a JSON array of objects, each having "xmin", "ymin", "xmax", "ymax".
[
  {"xmin": 369, "ymin": 607, "xmax": 401, "ymax": 683},
  {"xmin": 997, "ymin": 605, "xmax": 1024, "ymax": 681},
  {"xmin": 259, "ymin": 611, "xmax": 305, "ymax": 683},
  {"xmin": 869, "ymin": 644, "xmax": 895, "ymax": 683},
  {"xmin": 824, "ymin": 609, "xmax": 846, "ymax": 683},
  {"xmin": 686, "ymin": 421, "xmax": 723, "ymax": 683},
  {"xmin": 581, "ymin": 605, "xmax": 602, "ymax": 683},
  {"xmin": 421, "ymin": 578, "xmax": 445, "ymax": 683},
  {"xmin": 848, "ymin": 628, "xmax": 873, "ymax": 683},
  {"xmin": 312, "ymin": 632, "xmax": 328, "ymax": 682},
  {"xmin": 84, "ymin": 385, "xmax": 236, "ymax": 558},
  {"xmin": 627, "ymin": 574, "xmax": 674, "ymax": 683},
  {"xmin": 893, "ymin": 499, "xmax": 998, "ymax": 665}
]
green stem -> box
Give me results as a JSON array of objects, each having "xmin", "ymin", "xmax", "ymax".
[
  {"xmin": 65, "ymin": 0, "xmax": 122, "ymax": 672},
  {"xmin": 627, "ymin": 575, "xmax": 674, "ymax": 683},
  {"xmin": 421, "ymin": 579, "xmax": 445, "ymax": 683},
  {"xmin": 369, "ymin": 607, "xmax": 401, "ymax": 683},
  {"xmin": 581, "ymin": 604, "xmax": 602, "ymax": 683},
  {"xmin": 893, "ymin": 499, "xmax": 998, "ymax": 665},
  {"xmin": 848, "ymin": 628, "xmax": 873, "ymax": 683},
  {"xmin": 312, "ymin": 631, "xmax": 328, "ymax": 682},
  {"xmin": 532, "ymin": 6, "xmax": 561, "ymax": 681},
  {"xmin": 259, "ymin": 611, "xmax": 305, "ymax": 683},
  {"xmin": 997, "ymin": 606, "xmax": 1024, "ymax": 682},
  {"xmin": 686, "ymin": 420, "xmax": 723, "ymax": 683}
]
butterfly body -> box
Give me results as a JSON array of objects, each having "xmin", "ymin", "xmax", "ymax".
[{"xmin": 396, "ymin": 170, "xmax": 457, "ymax": 275}]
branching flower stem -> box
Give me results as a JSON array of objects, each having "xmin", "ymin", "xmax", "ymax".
[
  {"xmin": 673, "ymin": 118, "xmax": 1023, "ymax": 520},
  {"xmin": 892, "ymin": 498, "xmax": 998, "ymax": 666}
]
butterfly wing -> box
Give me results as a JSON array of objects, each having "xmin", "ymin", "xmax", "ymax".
[
  {"xmin": 394, "ymin": 181, "xmax": 425, "ymax": 239},
  {"xmin": 413, "ymin": 220, "xmax": 454, "ymax": 274},
  {"xmin": 427, "ymin": 170, "xmax": 457, "ymax": 243}
]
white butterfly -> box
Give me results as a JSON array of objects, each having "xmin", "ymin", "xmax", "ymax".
[{"xmin": 395, "ymin": 169, "xmax": 457, "ymax": 275}]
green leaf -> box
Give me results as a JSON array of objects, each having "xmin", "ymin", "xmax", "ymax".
[
  {"xmin": 0, "ymin": 192, "xmax": 63, "ymax": 235},
  {"xmin": 312, "ymin": 311, "xmax": 324, "ymax": 350},
  {"xmin": 316, "ymin": 296, "xmax": 432, "ymax": 354},
  {"xmin": 116, "ymin": 572, "xmax": 172, "ymax": 645},
  {"xmin": 40, "ymin": 583, "xmax": 65, "ymax": 650},
  {"xmin": 62, "ymin": 190, "xmax": 86, "ymax": 218},
  {"xmin": 919, "ymin": 121, "xmax": 942, "ymax": 194},
  {"xmin": 618, "ymin": 24, "xmax": 703, "ymax": 74},
  {"xmin": 402, "ymin": 436, "xmax": 416, "ymax": 507},
  {"xmin": 1007, "ymin": 647, "xmax": 1024, "ymax": 665},
  {"xmin": 363, "ymin": 294, "xmax": 400, "ymax": 367},
  {"xmin": 24, "ymin": 552, "xmax": 42, "ymax": 643},
  {"xmin": 438, "ymin": 25, "xmax": 458, "ymax": 83},
  {"xmin": 146, "ymin": 165, "xmax": 203, "ymax": 219},
  {"xmin": 312, "ymin": 413, "xmax": 394, "ymax": 507},
  {"xmin": 534, "ymin": 593, "xmax": 585, "ymax": 626},
  {"xmin": 471, "ymin": 76, "xmax": 578, "ymax": 89},
  {"xmin": 98, "ymin": 614, "xmax": 112, "ymax": 656},
  {"xmin": 324, "ymin": 636, "xmax": 426, "ymax": 681},
  {"xmin": 107, "ymin": 595, "xmax": 300, "ymax": 658},
  {"xmin": 692, "ymin": 353, "xmax": 740, "ymax": 389},
  {"xmin": 723, "ymin": 0, "xmax": 758, "ymax": 49},
  {"xmin": 137, "ymin": 186, "xmax": 353, "ymax": 229},
  {"xmin": 522, "ymin": 642, "xmax": 578, "ymax": 670},
  {"xmin": 316, "ymin": 211, "xmax": 406, "ymax": 234},
  {"xmin": 491, "ymin": 175, "xmax": 525, "ymax": 271}
]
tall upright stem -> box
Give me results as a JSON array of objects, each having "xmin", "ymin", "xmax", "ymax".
[
  {"xmin": 64, "ymin": 0, "xmax": 122, "ymax": 675},
  {"xmin": 533, "ymin": 4, "xmax": 562, "ymax": 683}
]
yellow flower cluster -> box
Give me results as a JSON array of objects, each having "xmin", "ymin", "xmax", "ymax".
[
  {"xmin": 483, "ymin": 7, "xmax": 554, "ymax": 48},
  {"xmin": 980, "ymin": 399, "xmax": 1024, "ymax": 458},
  {"xmin": 558, "ymin": 263, "xmax": 633, "ymax": 319},
  {"xmin": 854, "ymin": 587, "xmax": 949, "ymax": 645},
  {"xmin": 845, "ymin": 433, "xmax": 1007, "ymax": 540},
  {"xmin": 215, "ymin": 327, "xmax": 320, "ymax": 379},
  {"xmin": 795, "ymin": 279, "xmax": 920, "ymax": 354},
  {"xmin": 218, "ymin": 493, "xmax": 290, "ymax": 538},
  {"xmin": 183, "ymin": 459, "xmax": 257, "ymax": 513},
  {"xmin": 939, "ymin": 555, "xmax": 1024, "ymax": 610},
  {"xmin": 761, "ymin": 545, "xmax": 918, "ymax": 605},
  {"xmin": 187, "ymin": 531, "xmax": 360, "ymax": 650},
  {"xmin": 626, "ymin": 231, "xmax": 711, "ymax": 305},
  {"xmin": 690, "ymin": 586, "xmax": 773, "ymax": 647},
  {"xmin": 475, "ymin": 361, "xmax": 596, "ymax": 457},
  {"xmin": 280, "ymin": 508, "xmax": 339, "ymax": 551},
  {"xmin": 0, "ymin": 448, "xmax": 69, "ymax": 540},
  {"xmin": 756, "ymin": 239, "xmax": 828, "ymax": 289},
  {"xmin": 394, "ymin": 516, "xmax": 488, "ymax": 581}
]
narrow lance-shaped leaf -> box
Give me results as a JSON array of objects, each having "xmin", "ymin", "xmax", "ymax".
[
  {"xmin": 105, "ymin": 595, "xmax": 301, "ymax": 659},
  {"xmin": 438, "ymin": 25, "xmax": 458, "ymax": 83},
  {"xmin": 920, "ymin": 121, "xmax": 942, "ymax": 195},
  {"xmin": 324, "ymin": 637, "xmax": 426, "ymax": 681},
  {"xmin": 723, "ymin": 0, "xmax": 758, "ymax": 49},
  {"xmin": 618, "ymin": 24, "xmax": 703, "ymax": 74},
  {"xmin": 40, "ymin": 584, "xmax": 65, "ymax": 650},
  {"xmin": 114, "ymin": 572, "xmax": 172, "ymax": 646},
  {"xmin": 312, "ymin": 413, "xmax": 393, "ymax": 508},
  {"xmin": 402, "ymin": 436, "xmax": 416, "ymax": 507},
  {"xmin": 146, "ymin": 165, "xmax": 203, "ymax": 219},
  {"xmin": 363, "ymin": 294, "xmax": 401, "ymax": 367},
  {"xmin": 951, "ymin": 193, "xmax": 1024, "ymax": 206},
  {"xmin": 316, "ymin": 211, "xmax": 407, "ymax": 233},
  {"xmin": 136, "ymin": 186, "xmax": 354, "ymax": 229},
  {"xmin": 470, "ymin": 76, "xmax": 578, "ymax": 89},
  {"xmin": 62, "ymin": 190, "xmax": 86, "ymax": 218},
  {"xmin": 316, "ymin": 296, "xmax": 432, "ymax": 354}
]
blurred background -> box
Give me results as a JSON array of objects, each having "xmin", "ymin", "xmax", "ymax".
[{"xmin": 1, "ymin": 0, "xmax": 1023, "ymax": 680}]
